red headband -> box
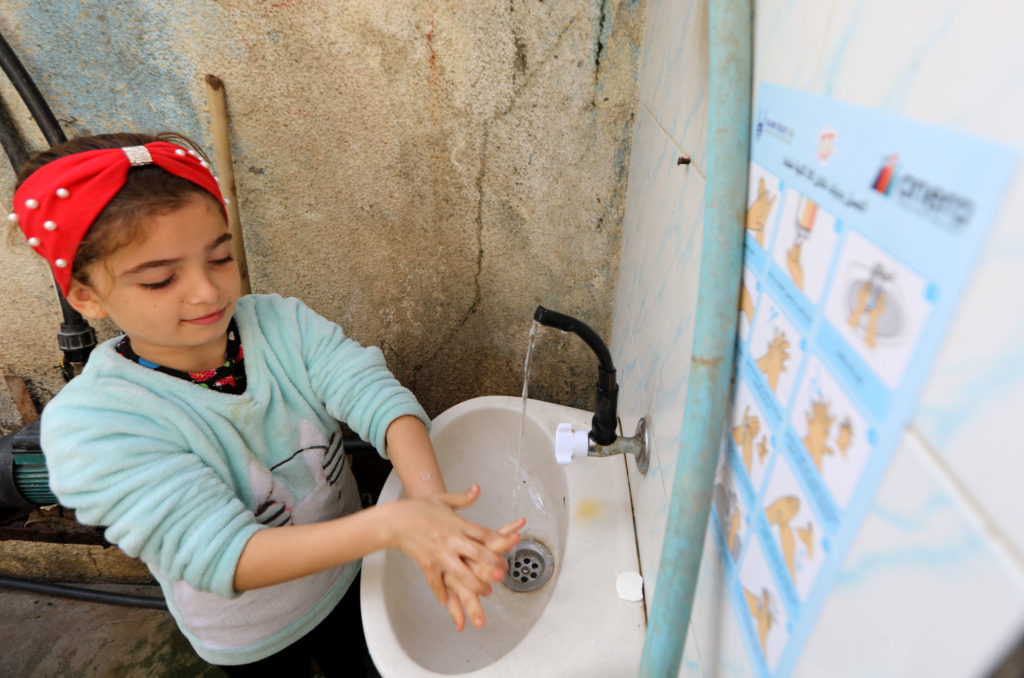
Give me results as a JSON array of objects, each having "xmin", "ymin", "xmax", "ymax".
[{"xmin": 9, "ymin": 141, "xmax": 227, "ymax": 295}]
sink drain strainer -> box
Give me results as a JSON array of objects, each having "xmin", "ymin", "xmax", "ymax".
[{"xmin": 503, "ymin": 539, "xmax": 554, "ymax": 592}]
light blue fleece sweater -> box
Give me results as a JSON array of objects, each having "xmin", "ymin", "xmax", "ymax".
[{"xmin": 40, "ymin": 294, "xmax": 429, "ymax": 665}]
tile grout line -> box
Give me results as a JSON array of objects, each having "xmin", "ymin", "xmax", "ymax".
[
  {"xmin": 907, "ymin": 424, "xmax": 1024, "ymax": 579},
  {"xmin": 622, "ymin": 453, "xmax": 648, "ymax": 629},
  {"xmin": 637, "ymin": 100, "xmax": 708, "ymax": 182}
]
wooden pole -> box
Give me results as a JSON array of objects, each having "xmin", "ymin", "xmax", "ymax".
[
  {"xmin": 4, "ymin": 375, "xmax": 38, "ymax": 425},
  {"xmin": 204, "ymin": 74, "xmax": 251, "ymax": 295}
]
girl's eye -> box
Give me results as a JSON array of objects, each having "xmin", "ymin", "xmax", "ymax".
[
  {"xmin": 210, "ymin": 254, "xmax": 234, "ymax": 265},
  {"xmin": 140, "ymin": 276, "xmax": 175, "ymax": 290}
]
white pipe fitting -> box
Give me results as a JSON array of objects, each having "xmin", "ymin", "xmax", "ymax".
[{"xmin": 554, "ymin": 423, "xmax": 589, "ymax": 465}]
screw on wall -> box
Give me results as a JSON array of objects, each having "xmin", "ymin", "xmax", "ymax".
[{"xmin": 677, "ymin": 154, "xmax": 691, "ymax": 166}]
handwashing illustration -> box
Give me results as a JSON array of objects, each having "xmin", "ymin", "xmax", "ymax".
[
  {"xmin": 846, "ymin": 263, "xmax": 901, "ymax": 349},
  {"xmin": 714, "ymin": 447, "xmax": 750, "ymax": 560},
  {"xmin": 836, "ymin": 418, "xmax": 854, "ymax": 459},
  {"xmin": 744, "ymin": 587, "xmax": 777, "ymax": 658},
  {"xmin": 764, "ymin": 495, "xmax": 801, "ymax": 581},
  {"xmin": 746, "ymin": 176, "xmax": 778, "ymax": 247},
  {"xmin": 801, "ymin": 398, "xmax": 835, "ymax": 473},
  {"xmin": 796, "ymin": 522, "xmax": 815, "ymax": 559},
  {"xmin": 791, "ymin": 358, "xmax": 869, "ymax": 508},
  {"xmin": 713, "ymin": 463, "xmax": 745, "ymax": 560},
  {"xmin": 825, "ymin": 231, "xmax": 932, "ymax": 389},
  {"xmin": 739, "ymin": 535, "xmax": 791, "ymax": 670},
  {"xmin": 740, "ymin": 280, "xmax": 756, "ymax": 324},
  {"xmin": 756, "ymin": 328, "xmax": 791, "ymax": 392},
  {"xmin": 761, "ymin": 455, "xmax": 826, "ymax": 600},
  {"xmin": 772, "ymin": 189, "xmax": 839, "ymax": 304},
  {"xmin": 738, "ymin": 270, "xmax": 760, "ymax": 343},
  {"xmin": 728, "ymin": 383, "xmax": 774, "ymax": 490},
  {"xmin": 785, "ymin": 196, "xmax": 818, "ymax": 290},
  {"xmin": 757, "ymin": 435, "xmax": 770, "ymax": 467},
  {"xmin": 731, "ymin": 407, "xmax": 771, "ymax": 477},
  {"xmin": 731, "ymin": 406, "xmax": 761, "ymax": 473}
]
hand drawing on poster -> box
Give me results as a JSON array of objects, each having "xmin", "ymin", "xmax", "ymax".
[
  {"xmin": 714, "ymin": 446, "xmax": 750, "ymax": 561},
  {"xmin": 761, "ymin": 455, "xmax": 826, "ymax": 601},
  {"xmin": 771, "ymin": 189, "xmax": 840, "ymax": 304},
  {"xmin": 739, "ymin": 534, "xmax": 789, "ymax": 672},
  {"xmin": 729, "ymin": 380, "xmax": 774, "ymax": 492},
  {"xmin": 791, "ymin": 357, "xmax": 873, "ymax": 508},
  {"xmin": 746, "ymin": 163, "xmax": 783, "ymax": 249},
  {"xmin": 824, "ymin": 232, "xmax": 933, "ymax": 389},
  {"xmin": 739, "ymin": 268, "xmax": 760, "ymax": 343},
  {"xmin": 750, "ymin": 301, "xmax": 806, "ymax": 408}
]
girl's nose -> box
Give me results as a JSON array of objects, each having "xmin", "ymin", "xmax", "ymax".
[{"xmin": 186, "ymin": 268, "xmax": 221, "ymax": 304}]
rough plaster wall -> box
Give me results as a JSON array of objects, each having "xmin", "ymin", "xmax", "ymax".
[{"xmin": 0, "ymin": 0, "xmax": 646, "ymax": 426}]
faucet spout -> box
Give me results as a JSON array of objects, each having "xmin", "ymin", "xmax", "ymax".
[{"xmin": 533, "ymin": 306, "xmax": 618, "ymax": 445}]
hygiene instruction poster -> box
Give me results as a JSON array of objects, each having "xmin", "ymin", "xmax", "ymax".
[{"xmin": 710, "ymin": 82, "xmax": 1017, "ymax": 676}]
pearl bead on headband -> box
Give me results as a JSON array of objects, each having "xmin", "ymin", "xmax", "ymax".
[{"xmin": 10, "ymin": 141, "xmax": 228, "ymax": 295}]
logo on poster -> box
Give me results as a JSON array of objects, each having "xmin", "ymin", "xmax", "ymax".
[
  {"xmin": 817, "ymin": 128, "xmax": 836, "ymax": 164},
  {"xmin": 756, "ymin": 108, "xmax": 795, "ymax": 144},
  {"xmin": 870, "ymin": 153, "xmax": 974, "ymax": 229}
]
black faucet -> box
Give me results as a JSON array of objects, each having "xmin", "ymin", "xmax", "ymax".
[{"xmin": 533, "ymin": 306, "xmax": 619, "ymax": 446}]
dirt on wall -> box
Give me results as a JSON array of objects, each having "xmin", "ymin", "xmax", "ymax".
[{"xmin": 0, "ymin": 1, "xmax": 647, "ymax": 422}]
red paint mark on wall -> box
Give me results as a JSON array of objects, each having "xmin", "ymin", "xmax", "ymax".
[
  {"xmin": 426, "ymin": 16, "xmax": 438, "ymax": 74},
  {"xmin": 424, "ymin": 8, "xmax": 440, "ymax": 96}
]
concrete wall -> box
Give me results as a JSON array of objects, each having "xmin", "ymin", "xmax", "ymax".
[
  {"xmin": 615, "ymin": 0, "xmax": 1024, "ymax": 675},
  {"xmin": 0, "ymin": 0, "xmax": 647, "ymax": 430}
]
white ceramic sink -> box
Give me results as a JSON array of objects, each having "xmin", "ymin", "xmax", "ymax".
[{"xmin": 360, "ymin": 396, "xmax": 645, "ymax": 676}]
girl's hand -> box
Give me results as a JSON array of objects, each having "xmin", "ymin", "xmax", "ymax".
[
  {"xmin": 387, "ymin": 485, "xmax": 525, "ymax": 629},
  {"xmin": 442, "ymin": 516, "xmax": 526, "ymax": 630}
]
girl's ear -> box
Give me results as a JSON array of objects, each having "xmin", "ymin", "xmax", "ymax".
[{"xmin": 66, "ymin": 280, "xmax": 109, "ymax": 320}]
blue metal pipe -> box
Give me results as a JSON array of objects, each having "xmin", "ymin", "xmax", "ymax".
[{"xmin": 638, "ymin": 0, "xmax": 752, "ymax": 675}]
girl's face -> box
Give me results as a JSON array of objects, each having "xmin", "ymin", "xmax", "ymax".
[{"xmin": 67, "ymin": 194, "xmax": 241, "ymax": 373}]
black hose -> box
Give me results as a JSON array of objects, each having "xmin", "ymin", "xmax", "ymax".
[
  {"xmin": 0, "ymin": 93, "xmax": 30, "ymax": 172},
  {"xmin": 0, "ymin": 31, "xmax": 66, "ymax": 146},
  {"xmin": 0, "ymin": 29, "xmax": 94, "ymax": 377},
  {"xmin": 0, "ymin": 576, "xmax": 168, "ymax": 610}
]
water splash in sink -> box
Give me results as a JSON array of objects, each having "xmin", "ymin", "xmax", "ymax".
[{"xmin": 511, "ymin": 320, "xmax": 541, "ymax": 520}]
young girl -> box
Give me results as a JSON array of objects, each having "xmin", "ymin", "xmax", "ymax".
[{"xmin": 9, "ymin": 132, "xmax": 524, "ymax": 674}]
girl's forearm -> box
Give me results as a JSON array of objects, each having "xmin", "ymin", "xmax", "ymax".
[
  {"xmin": 233, "ymin": 503, "xmax": 396, "ymax": 592},
  {"xmin": 386, "ymin": 414, "xmax": 447, "ymax": 497},
  {"xmin": 232, "ymin": 417, "xmax": 469, "ymax": 594}
]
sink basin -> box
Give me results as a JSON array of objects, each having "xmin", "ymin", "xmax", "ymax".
[{"xmin": 360, "ymin": 396, "xmax": 645, "ymax": 676}]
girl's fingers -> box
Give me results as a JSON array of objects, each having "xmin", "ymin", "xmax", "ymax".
[
  {"xmin": 444, "ymin": 575, "xmax": 488, "ymax": 630},
  {"xmin": 424, "ymin": 568, "xmax": 447, "ymax": 606},
  {"xmin": 456, "ymin": 519, "xmax": 492, "ymax": 545},
  {"xmin": 444, "ymin": 586, "xmax": 467, "ymax": 632},
  {"xmin": 444, "ymin": 553, "xmax": 493, "ymax": 596},
  {"xmin": 460, "ymin": 590, "xmax": 488, "ymax": 629},
  {"xmin": 469, "ymin": 556, "xmax": 506, "ymax": 584},
  {"xmin": 497, "ymin": 517, "xmax": 527, "ymax": 536},
  {"xmin": 453, "ymin": 535, "xmax": 506, "ymax": 569},
  {"xmin": 457, "ymin": 515, "xmax": 524, "ymax": 552},
  {"xmin": 485, "ymin": 530, "xmax": 522, "ymax": 556},
  {"xmin": 439, "ymin": 484, "xmax": 480, "ymax": 510}
]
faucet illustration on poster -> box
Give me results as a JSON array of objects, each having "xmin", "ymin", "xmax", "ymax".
[{"xmin": 709, "ymin": 83, "xmax": 1017, "ymax": 678}]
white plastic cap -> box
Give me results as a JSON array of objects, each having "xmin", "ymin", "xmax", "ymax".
[{"xmin": 554, "ymin": 423, "xmax": 589, "ymax": 465}]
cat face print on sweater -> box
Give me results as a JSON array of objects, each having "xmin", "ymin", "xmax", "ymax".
[
  {"xmin": 247, "ymin": 419, "xmax": 351, "ymax": 527},
  {"xmin": 171, "ymin": 419, "xmax": 362, "ymax": 650}
]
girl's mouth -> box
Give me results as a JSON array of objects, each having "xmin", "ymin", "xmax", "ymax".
[{"xmin": 184, "ymin": 307, "xmax": 226, "ymax": 326}]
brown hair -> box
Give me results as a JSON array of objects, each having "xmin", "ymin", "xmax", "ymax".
[{"xmin": 12, "ymin": 132, "xmax": 221, "ymax": 287}]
